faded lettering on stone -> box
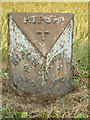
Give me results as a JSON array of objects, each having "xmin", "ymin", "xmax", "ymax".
[
  {"xmin": 50, "ymin": 77, "xmax": 68, "ymax": 90},
  {"xmin": 24, "ymin": 65, "xmax": 29, "ymax": 72},
  {"xmin": 24, "ymin": 16, "xmax": 65, "ymax": 24},
  {"xmin": 11, "ymin": 54, "xmax": 21, "ymax": 66},
  {"xmin": 11, "ymin": 51, "xmax": 39, "ymax": 68},
  {"xmin": 57, "ymin": 62, "xmax": 62, "ymax": 74}
]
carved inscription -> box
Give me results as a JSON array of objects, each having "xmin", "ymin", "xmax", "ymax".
[
  {"xmin": 24, "ymin": 16, "xmax": 65, "ymax": 24},
  {"xmin": 37, "ymin": 26, "xmax": 49, "ymax": 41},
  {"xmin": 46, "ymin": 52, "xmax": 70, "ymax": 74},
  {"xmin": 23, "ymin": 16, "xmax": 65, "ymax": 41},
  {"xmin": 53, "ymin": 77, "xmax": 66, "ymax": 85},
  {"xmin": 11, "ymin": 51, "xmax": 39, "ymax": 72},
  {"xmin": 50, "ymin": 77, "xmax": 69, "ymax": 90},
  {"xmin": 24, "ymin": 65, "xmax": 29, "ymax": 72},
  {"xmin": 57, "ymin": 63, "xmax": 62, "ymax": 74}
]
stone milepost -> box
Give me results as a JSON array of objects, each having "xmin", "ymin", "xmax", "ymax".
[{"xmin": 8, "ymin": 12, "xmax": 74, "ymax": 99}]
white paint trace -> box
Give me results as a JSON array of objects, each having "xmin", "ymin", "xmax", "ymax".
[
  {"xmin": 9, "ymin": 15, "xmax": 44, "ymax": 65},
  {"xmin": 9, "ymin": 15, "xmax": 45, "ymax": 86},
  {"xmin": 46, "ymin": 19, "xmax": 73, "ymax": 70}
]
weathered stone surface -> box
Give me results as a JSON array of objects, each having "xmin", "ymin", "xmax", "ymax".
[{"xmin": 8, "ymin": 12, "xmax": 74, "ymax": 98}]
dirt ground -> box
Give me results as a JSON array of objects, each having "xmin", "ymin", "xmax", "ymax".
[{"xmin": 2, "ymin": 62, "xmax": 88, "ymax": 118}]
